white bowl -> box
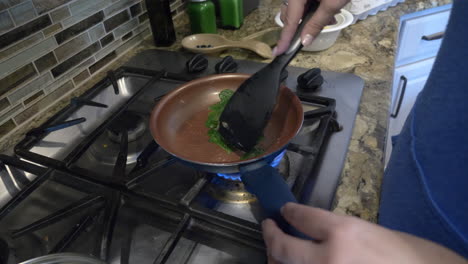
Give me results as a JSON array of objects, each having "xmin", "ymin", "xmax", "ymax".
[{"xmin": 274, "ymin": 9, "xmax": 353, "ymax": 51}]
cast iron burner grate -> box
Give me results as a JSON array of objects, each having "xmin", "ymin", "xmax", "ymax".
[
  {"xmin": 0, "ymin": 155, "xmax": 268, "ymax": 263},
  {"xmin": 14, "ymin": 67, "xmax": 339, "ymax": 189},
  {"xmin": 9, "ymin": 64, "xmax": 341, "ymax": 263}
]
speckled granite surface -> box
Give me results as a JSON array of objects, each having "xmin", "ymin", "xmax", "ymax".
[
  {"xmin": 322, "ymin": 0, "xmax": 451, "ymax": 222},
  {"xmin": 0, "ymin": 0, "xmax": 451, "ymax": 222}
]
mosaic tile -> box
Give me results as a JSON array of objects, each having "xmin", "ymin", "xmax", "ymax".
[
  {"xmin": 89, "ymin": 50, "xmax": 116, "ymax": 74},
  {"xmin": 103, "ymin": 9, "xmax": 129, "ymax": 32},
  {"xmin": 0, "ymin": 14, "xmax": 51, "ymax": 49},
  {"xmin": 42, "ymin": 23, "xmax": 62, "ymax": 36},
  {"xmin": 0, "ymin": 36, "xmax": 56, "ymax": 76},
  {"xmin": 14, "ymin": 80, "xmax": 74, "ymax": 124},
  {"xmin": 0, "ymin": 10, "xmax": 14, "ymax": 34},
  {"xmin": 32, "ymin": 0, "xmax": 73, "ymax": 14},
  {"xmin": 0, "ymin": 63, "xmax": 36, "ymax": 97},
  {"xmin": 10, "ymin": 0, "xmax": 36, "ymax": 25},
  {"xmin": 0, "ymin": 103, "xmax": 22, "ymax": 124},
  {"xmin": 51, "ymin": 42, "xmax": 100, "ymax": 77},
  {"xmin": 0, "ymin": 119, "xmax": 16, "ymax": 136},
  {"xmin": 54, "ymin": 32, "xmax": 90, "ymax": 61},
  {"xmin": 55, "ymin": 11, "xmax": 103, "ymax": 44},
  {"xmin": 34, "ymin": 52, "xmax": 57, "ymax": 72},
  {"xmin": 0, "ymin": 31, "xmax": 42, "ymax": 61},
  {"xmin": 100, "ymin": 32, "xmax": 114, "ymax": 47},
  {"xmin": 8, "ymin": 72, "xmax": 52, "ymax": 103},
  {"xmin": 50, "ymin": 5, "xmax": 70, "ymax": 23},
  {"xmin": 72, "ymin": 69, "xmax": 89, "ymax": 85},
  {"xmin": 23, "ymin": 89, "xmax": 44, "ymax": 105}
]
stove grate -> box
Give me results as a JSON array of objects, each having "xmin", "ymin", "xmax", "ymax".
[{"xmin": 8, "ymin": 64, "xmax": 341, "ymax": 263}]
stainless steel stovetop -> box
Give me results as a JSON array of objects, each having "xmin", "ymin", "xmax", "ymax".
[{"xmin": 0, "ymin": 50, "xmax": 363, "ymax": 263}]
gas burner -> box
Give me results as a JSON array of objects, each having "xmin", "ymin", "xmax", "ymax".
[
  {"xmin": 107, "ymin": 112, "xmax": 146, "ymax": 143},
  {"xmin": 207, "ymin": 152, "xmax": 291, "ymax": 203},
  {"xmin": 83, "ymin": 112, "xmax": 152, "ymax": 167},
  {"xmin": 205, "ymin": 177, "xmax": 256, "ymax": 203},
  {"xmin": 216, "ymin": 150, "xmax": 287, "ymax": 181}
]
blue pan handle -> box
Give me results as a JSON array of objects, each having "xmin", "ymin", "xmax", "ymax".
[{"xmin": 240, "ymin": 163, "xmax": 304, "ymax": 237}]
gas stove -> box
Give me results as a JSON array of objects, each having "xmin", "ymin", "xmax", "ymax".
[{"xmin": 0, "ymin": 50, "xmax": 363, "ymax": 263}]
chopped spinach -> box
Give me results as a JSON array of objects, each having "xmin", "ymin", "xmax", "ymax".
[
  {"xmin": 206, "ymin": 89, "xmax": 235, "ymax": 153},
  {"xmin": 241, "ymin": 147, "xmax": 265, "ymax": 160},
  {"xmin": 206, "ymin": 89, "xmax": 234, "ymax": 130},
  {"xmin": 208, "ymin": 127, "xmax": 233, "ymax": 153}
]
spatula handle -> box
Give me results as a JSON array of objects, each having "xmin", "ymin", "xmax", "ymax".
[
  {"xmin": 274, "ymin": 1, "xmax": 320, "ymax": 68},
  {"xmin": 240, "ymin": 163, "xmax": 305, "ymax": 238}
]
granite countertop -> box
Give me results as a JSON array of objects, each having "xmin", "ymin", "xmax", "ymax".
[{"xmin": 0, "ymin": 0, "xmax": 451, "ymax": 222}]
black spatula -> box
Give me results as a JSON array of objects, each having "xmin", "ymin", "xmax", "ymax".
[{"xmin": 218, "ymin": 2, "xmax": 319, "ymax": 152}]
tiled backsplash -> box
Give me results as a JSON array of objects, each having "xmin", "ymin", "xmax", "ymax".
[{"xmin": 0, "ymin": 0, "xmax": 186, "ymax": 139}]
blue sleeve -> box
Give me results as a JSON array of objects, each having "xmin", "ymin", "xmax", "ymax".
[{"xmin": 378, "ymin": 0, "xmax": 468, "ymax": 258}]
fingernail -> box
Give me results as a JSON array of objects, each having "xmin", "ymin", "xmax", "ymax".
[
  {"xmin": 272, "ymin": 47, "xmax": 278, "ymax": 56},
  {"xmin": 302, "ymin": 34, "xmax": 313, "ymax": 46},
  {"xmin": 261, "ymin": 219, "xmax": 268, "ymax": 228},
  {"xmin": 280, "ymin": 205, "xmax": 285, "ymax": 215}
]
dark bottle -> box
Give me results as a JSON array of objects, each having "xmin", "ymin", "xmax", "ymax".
[{"xmin": 146, "ymin": 0, "xmax": 176, "ymax": 46}]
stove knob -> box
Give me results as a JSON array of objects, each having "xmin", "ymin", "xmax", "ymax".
[
  {"xmin": 280, "ymin": 69, "xmax": 288, "ymax": 83},
  {"xmin": 297, "ymin": 68, "xmax": 324, "ymax": 92},
  {"xmin": 186, "ymin": 54, "xmax": 208, "ymax": 73},
  {"xmin": 215, "ymin": 56, "xmax": 238, "ymax": 74}
]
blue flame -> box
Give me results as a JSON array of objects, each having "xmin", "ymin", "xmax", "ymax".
[
  {"xmin": 271, "ymin": 150, "xmax": 286, "ymax": 167},
  {"xmin": 216, "ymin": 150, "xmax": 286, "ymax": 181},
  {"xmin": 216, "ymin": 173, "xmax": 242, "ymax": 181}
]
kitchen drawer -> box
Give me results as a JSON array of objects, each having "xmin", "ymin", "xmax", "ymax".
[
  {"xmin": 396, "ymin": 5, "xmax": 451, "ymax": 66},
  {"xmin": 385, "ymin": 58, "xmax": 435, "ymax": 167}
]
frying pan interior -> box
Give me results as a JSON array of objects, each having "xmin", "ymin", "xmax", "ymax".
[{"xmin": 149, "ymin": 74, "xmax": 303, "ymax": 165}]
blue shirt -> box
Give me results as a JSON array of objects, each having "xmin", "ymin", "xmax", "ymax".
[{"xmin": 379, "ymin": 0, "xmax": 468, "ymax": 258}]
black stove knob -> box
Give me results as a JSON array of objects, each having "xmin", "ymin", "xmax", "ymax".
[
  {"xmin": 297, "ymin": 68, "xmax": 324, "ymax": 92},
  {"xmin": 280, "ymin": 69, "xmax": 288, "ymax": 83},
  {"xmin": 186, "ymin": 54, "xmax": 208, "ymax": 73},
  {"xmin": 215, "ymin": 56, "xmax": 238, "ymax": 74}
]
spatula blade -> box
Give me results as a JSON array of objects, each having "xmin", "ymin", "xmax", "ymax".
[{"xmin": 218, "ymin": 65, "xmax": 282, "ymax": 152}]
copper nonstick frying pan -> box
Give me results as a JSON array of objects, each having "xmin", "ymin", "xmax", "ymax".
[{"xmin": 150, "ymin": 73, "xmax": 304, "ymax": 235}]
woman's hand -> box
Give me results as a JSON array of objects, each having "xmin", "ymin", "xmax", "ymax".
[
  {"xmin": 262, "ymin": 202, "xmax": 468, "ymax": 264},
  {"xmin": 275, "ymin": 0, "xmax": 350, "ymax": 55}
]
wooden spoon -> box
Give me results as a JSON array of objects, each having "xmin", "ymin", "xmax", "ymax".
[
  {"xmin": 242, "ymin": 27, "xmax": 282, "ymax": 47},
  {"xmin": 181, "ymin": 34, "xmax": 273, "ymax": 59}
]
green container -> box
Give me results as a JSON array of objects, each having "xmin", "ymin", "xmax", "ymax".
[
  {"xmin": 187, "ymin": 0, "xmax": 217, "ymax": 34},
  {"xmin": 219, "ymin": 0, "xmax": 243, "ymax": 29}
]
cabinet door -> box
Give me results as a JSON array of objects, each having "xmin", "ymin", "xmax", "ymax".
[{"xmin": 385, "ymin": 58, "xmax": 435, "ymax": 167}]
